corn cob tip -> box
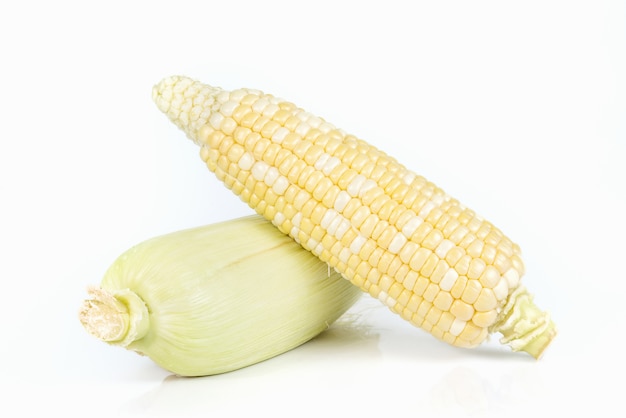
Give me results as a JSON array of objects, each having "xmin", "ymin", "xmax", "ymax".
[
  {"xmin": 490, "ymin": 286, "xmax": 557, "ymax": 359},
  {"xmin": 152, "ymin": 75, "xmax": 222, "ymax": 144},
  {"xmin": 79, "ymin": 287, "xmax": 150, "ymax": 347}
]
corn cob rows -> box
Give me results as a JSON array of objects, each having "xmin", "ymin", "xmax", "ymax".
[{"xmin": 153, "ymin": 76, "xmax": 555, "ymax": 357}]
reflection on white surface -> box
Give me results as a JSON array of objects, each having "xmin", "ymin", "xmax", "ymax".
[{"xmin": 110, "ymin": 298, "xmax": 552, "ymax": 418}]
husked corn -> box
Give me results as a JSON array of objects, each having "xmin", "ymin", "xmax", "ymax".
[{"xmin": 153, "ymin": 76, "xmax": 556, "ymax": 358}]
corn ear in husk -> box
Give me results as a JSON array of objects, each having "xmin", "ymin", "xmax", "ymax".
[{"xmin": 79, "ymin": 215, "xmax": 361, "ymax": 376}]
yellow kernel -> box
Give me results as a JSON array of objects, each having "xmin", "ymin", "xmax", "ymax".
[
  {"xmin": 493, "ymin": 251, "xmax": 513, "ymax": 274},
  {"xmin": 425, "ymin": 306, "xmax": 443, "ymax": 326},
  {"xmin": 511, "ymin": 253, "xmax": 525, "ymax": 276},
  {"xmin": 471, "ymin": 310, "xmax": 498, "ymax": 328},
  {"xmin": 293, "ymin": 140, "xmax": 313, "ymax": 160},
  {"xmin": 480, "ymin": 244, "xmax": 497, "ymax": 264},
  {"xmin": 342, "ymin": 199, "xmax": 361, "ymax": 219},
  {"xmin": 359, "ymin": 214, "xmax": 379, "ymax": 237},
  {"xmin": 321, "ymin": 185, "xmax": 341, "ymax": 208},
  {"xmin": 368, "ymin": 247, "xmax": 384, "ymax": 268},
  {"xmin": 430, "ymin": 260, "xmax": 450, "ymax": 284},
  {"xmin": 406, "ymin": 293, "xmax": 422, "ymax": 313},
  {"xmin": 409, "ymin": 247, "xmax": 431, "ymax": 272},
  {"xmin": 444, "ymin": 246, "xmax": 465, "ymax": 267},
  {"xmin": 351, "ymin": 206, "xmax": 372, "ymax": 228},
  {"xmin": 377, "ymin": 252, "xmax": 395, "ymax": 274},
  {"xmin": 436, "ymin": 311, "xmax": 455, "ymax": 332},
  {"xmin": 473, "ymin": 288, "xmax": 497, "ymax": 312},
  {"xmin": 420, "ymin": 253, "xmax": 439, "ymax": 277},
  {"xmin": 376, "ymin": 225, "xmax": 397, "ymax": 249},
  {"xmin": 356, "ymin": 261, "xmax": 371, "ymax": 279},
  {"xmin": 303, "ymin": 144, "xmax": 325, "ymax": 166},
  {"xmin": 272, "ymin": 108, "xmax": 292, "ymax": 125},
  {"xmin": 461, "ymin": 279, "xmax": 482, "ymax": 305},
  {"xmin": 449, "ymin": 225, "xmax": 470, "ymax": 245},
  {"xmin": 398, "ymin": 241, "xmax": 419, "ymax": 265},
  {"xmin": 450, "ymin": 275, "xmax": 468, "ymax": 299},
  {"xmin": 402, "ymin": 270, "xmax": 418, "ymax": 291},
  {"xmin": 450, "ymin": 300, "xmax": 474, "ymax": 321},
  {"xmin": 413, "ymin": 276, "xmax": 429, "ymax": 296},
  {"xmin": 478, "ymin": 265, "xmax": 500, "ymax": 289},
  {"xmin": 337, "ymin": 169, "xmax": 358, "ymax": 190},
  {"xmin": 466, "ymin": 239, "xmax": 484, "ymax": 258},
  {"xmin": 433, "ymin": 291, "xmax": 454, "ymax": 311},
  {"xmin": 358, "ymin": 239, "xmax": 377, "ymax": 260},
  {"xmin": 459, "ymin": 322, "xmax": 482, "ymax": 342},
  {"xmin": 367, "ymin": 268, "xmax": 381, "ymax": 285},
  {"xmin": 304, "ymin": 171, "xmax": 325, "ymax": 194},
  {"xmin": 467, "ymin": 257, "xmax": 486, "ymax": 280},
  {"xmin": 454, "ymin": 254, "xmax": 472, "ymax": 275},
  {"xmin": 422, "ymin": 228, "xmax": 444, "ymax": 250},
  {"xmin": 377, "ymin": 200, "xmax": 398, "ymax": 222},
  {"xmin": 278, "ymin": 154, "xmax": 298, "ymax": 177},
  {"xmin": 412, "ymin": 222, "xmax": 434, "ymax": 245},
  {"xmin": 310, "ymin": 176, "xmax": 331, "ymax": 201}
]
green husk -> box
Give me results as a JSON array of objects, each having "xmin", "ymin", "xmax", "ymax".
[{"xmin": 79, "ymin": 215, "xmax": 361, "ymax": 376}]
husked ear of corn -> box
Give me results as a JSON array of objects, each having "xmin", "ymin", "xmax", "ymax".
[
  {"xmin": 152, "ymin": 75, "xmax": 556, "ymax": 358},
  {"xmin": 79, "ymin": 215, "xmax": 361, "ymax": 376}
]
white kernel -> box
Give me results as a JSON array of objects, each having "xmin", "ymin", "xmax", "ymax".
[
  {"xmin": 322, "ymin": 156, "xmax": 341, "ymax": 175},
  {"xmin": 220, "ymin": 100, "xmax": 238, "ymax": 117},
  {"xmin": 377, "ymin": 291, "xmax": 396, "ymax": 308},
  {"xmin": 290, "ymin": 225, "xmax": 299, "ymax": 237},
  {"xmin": 252, "ymin": 98, "xmax": 269, "ymax": 113},
  {"xmin": 264, "ymin": 167, "xmax": 279, "ymax": 186},
  {"xmin": 262, "ymin": 103, "xmax": 279, "ymax": 117},
  {"xmin": 272, "ymin": 176, "xmax": 289, "ymax": 195},
  {"xmin": 347, "ymin": 175, "xmax": 366, "ymax": 197},
  {"xmin": 493, "ymin": 278, "xmax": 509, "ymax": 300},
  {"xmin": 339, "ymin": 248, "xmax": 351, "ymax": 264},
  {"xmin": 335, "ymin": 219, "xmax": 351, "ymax": 239},
  {"xmin": 450, "ymin": 319, "xmax": 466, "ymax": 336},
  {"xmin": 432, "ymin": 194, "xmax": 446, "ymax": 206},
  {"xmin": 419, "ymin": 201, "xmax": 437, "ymax": 218},
  {"xmin": 296, "ymin": 110, "xmax": 312, "ymax": 121},
  {"xmin": 388, "ymin": 232, "xmax": 407, "ymax": 254},
  {"xmin": 238, "ymin": 152, "xmax": 255, "ymax": 171},
  {"xmin": 503, "ymin": 268, "xmax": 520, "ymax": 288},
  {"xmin": 306, "ymin": 238, "xmax": 319, "ymax": 252},
  {"xmin": 251, "ymin": 161, "xmax": 269, "ymax": 181},
  {"xmin": 402, "ymin": 216, "xmax": 423, "ymax": 238},
  {"xmin": 209, "ymin": 112, "xmax": 224, "ymax": 130},
  {"xmin": 435, "ymin": 239, "xmax": 455, "ymax": 259},
  {"xmin": 359, "ymin": 180, "xmax": 377, "ymax": 197},
  {"xmin": 321, "ymin": 210, "xmax": 337, "ymax": 229},
  {"xmin": 271, "ymin": 127, "xmax": 289, "ymax": 144},
  {"xmin": 327, "ymin": 215, "xmax": 343, "ymax": 235},
  {"xmin": 318, "ymin": 122, "xmax": 335, "ymax": 133},
  {"xmin": 314, "ymin": 153, "xmax": 330, "ymax": 171},
  {"xmin": 292, "ymin": 212, "xmax": 302, "ymax": 228},
  {"xmin": 439, "ymin": 269, "xmax": 459, "ymax": 292},
  {"xmin": 229, "ymin": 89, "xmax": 248, "ymax": 101},
  {"xmin": 295, "ymin": 122, "xmax": 311, "ymax": 136},
  {"xmin": 403, "ymin": 172, "xmax": 417, "ymax": 184},
  {"xmin": 350, "ymin": 235, "xmax": 367, "ymax": 254},
  {"xmin": 334, "ymin": 191, "xmax": 351, "ymax": 212},
  {"xmin": 313, "ymin": 242, "xmax": 325, "ymax": 257},
  {"xmin": 273, "ymin": 211, "xmax": 286, "ymax": 226},
  {"xmin": 216, "ymin": 91, "xmax": 230, "ymax": 103},
  {"xmin": 307, "ymin": 116, "xmax": 322, "ymax": 128}
]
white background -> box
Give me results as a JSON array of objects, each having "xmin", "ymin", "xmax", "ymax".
[{"xmin": 1, "ymin": 1, "xmax": 624, "ymax": 416}]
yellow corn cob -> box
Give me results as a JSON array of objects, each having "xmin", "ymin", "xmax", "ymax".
[{"xmin": 152, "ymin": 75, "xmax": 556, "ymax": 358}]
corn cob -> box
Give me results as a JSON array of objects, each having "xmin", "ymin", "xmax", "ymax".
[
  {"xmin": 152, "ymin": 75, "xmax": 556, "ymax": 358},
  {"xmin": 79, "ymin": 215, "xmax": 361, "ymax": 376}
]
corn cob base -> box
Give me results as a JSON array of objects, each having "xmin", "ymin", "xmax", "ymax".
[{"xmin": 152, "ymin": 76, "xmax": 556, "ymax": 358}]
